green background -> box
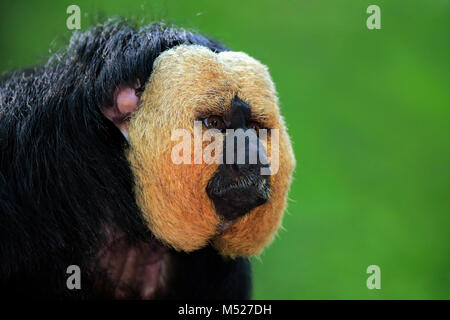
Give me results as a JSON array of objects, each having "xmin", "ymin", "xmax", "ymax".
[{"xmin": 1, "ymin": 0, "xmax": 448, "ymax": 299}]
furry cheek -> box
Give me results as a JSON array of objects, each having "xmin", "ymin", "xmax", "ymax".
[{"xmin": 126, "ymin": 132, "xmax": 220, "ymax": 252}]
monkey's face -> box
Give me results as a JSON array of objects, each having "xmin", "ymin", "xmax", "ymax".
[{"xmin": 126, "ymin": 45, "xmax": 295, "ymax": 257}]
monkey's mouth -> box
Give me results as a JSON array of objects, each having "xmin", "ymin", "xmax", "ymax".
[{"xmin": 207, "ymin": 171, "xmax": 271, "ymax": 222}]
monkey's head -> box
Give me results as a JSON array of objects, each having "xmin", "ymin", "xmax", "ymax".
[{"xmin": 106, "ymin": 45, "xmax": 295, "ymax": 258}]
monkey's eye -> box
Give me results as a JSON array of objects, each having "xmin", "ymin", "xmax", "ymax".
[
  {"xmin": 248, "ymin": 121, "xmax": 261, "ymax": 131},
  {"xmin": 203, "ymin": 116, "xmax": 224, "ymax": 130}
]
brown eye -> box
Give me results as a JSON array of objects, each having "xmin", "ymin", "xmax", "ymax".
[
  {"xmin": 248, "ymin": 121, "xmax": 261, "ymax": 131},
  {"xmin": 203, "ymin": 116, "xmax": 224, "ymax": 130}
]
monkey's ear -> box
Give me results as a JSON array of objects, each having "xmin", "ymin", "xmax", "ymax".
[{"xmin": 102, "ymin": 85, "xmax": 141, "ymax": 139}]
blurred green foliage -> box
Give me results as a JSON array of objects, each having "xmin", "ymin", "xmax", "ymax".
[{"xmin": 0, "ymin": 0, "xmax": 448, "ymax": 299}]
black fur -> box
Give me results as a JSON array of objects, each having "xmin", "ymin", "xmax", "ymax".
[{"xmin": 0, "ymin": 19, "xmax": 251, "ymax": 299}]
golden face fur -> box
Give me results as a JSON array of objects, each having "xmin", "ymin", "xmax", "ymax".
[{"xmin": 126, "ymin": 45, "xmax": 295, "ymax": 258}]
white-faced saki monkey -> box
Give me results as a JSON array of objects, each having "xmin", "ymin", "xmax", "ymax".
[{"xmin": 0, "ymin": 19, "xmax": 295, "ymax": 299}]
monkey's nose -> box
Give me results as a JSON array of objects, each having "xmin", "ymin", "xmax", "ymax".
[
  {"xmin": 230, "ymin": 162, "xmax": 262, "ymax": 177},
  {"xmin": 225, "ymin": 130, "xmax": 269, "ymax": 169}
]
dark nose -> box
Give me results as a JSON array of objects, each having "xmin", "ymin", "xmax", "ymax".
[
  {"xmin": 224, "ymin": 129, "xmax": 269, "ymax": 168},
  {"xmin": 206, "ymin": 131, "xmax": 271, "ymax": 221}
]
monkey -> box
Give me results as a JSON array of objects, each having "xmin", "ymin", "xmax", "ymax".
[{"xmin": 0, "ymin": 19, "xmax": 295, "ymax": 299}]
